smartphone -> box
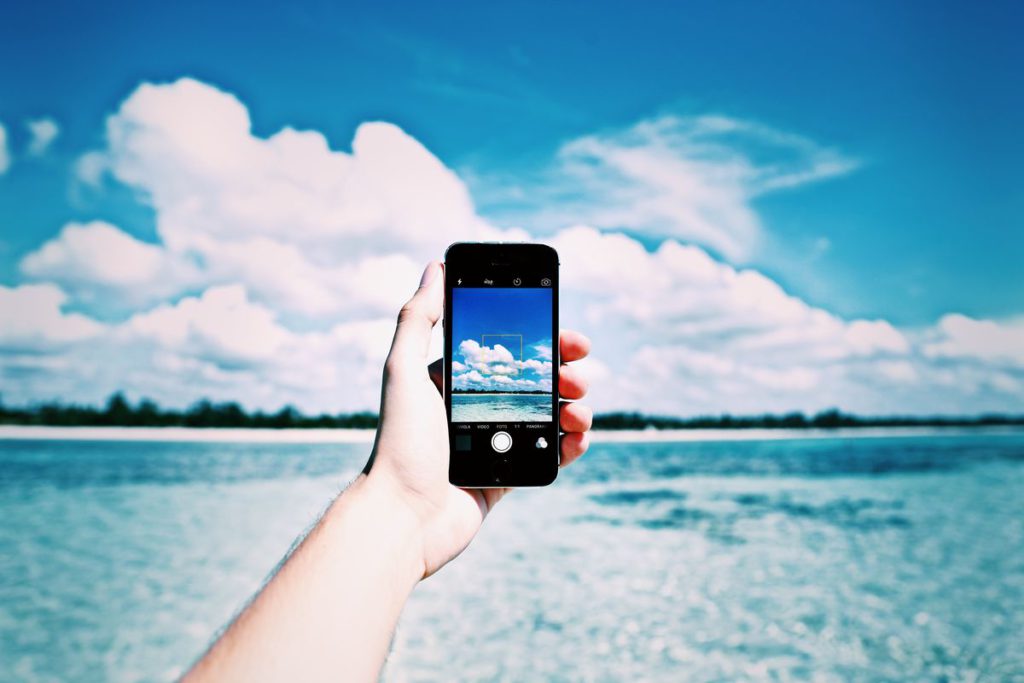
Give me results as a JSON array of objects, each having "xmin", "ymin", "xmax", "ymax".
[{"xmin": 444, "ymin": 242, "xmax": 560, "ymax": 487}]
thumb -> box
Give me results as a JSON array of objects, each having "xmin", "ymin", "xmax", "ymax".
[{"xmin": 388, "ymin": 261, "xmax": 444, "ymax": 368}]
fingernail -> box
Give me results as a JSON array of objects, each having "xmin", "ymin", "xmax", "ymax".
[{"xmin": 419, "ymin": 261, "xmax": 438, "ymax": 288}]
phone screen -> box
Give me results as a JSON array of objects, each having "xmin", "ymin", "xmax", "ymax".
[
  {"xmin": 450, "ymin": 287, "xmax": 554, "ymax": 422},
  {"xmin": 445, "ymin": 244, "xmax": 559, "ymax": 487}
]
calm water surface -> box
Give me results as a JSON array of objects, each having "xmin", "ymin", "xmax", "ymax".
[{"xmin": 1, "ymin": 432, "xmax": 1023, "ymax": 682}]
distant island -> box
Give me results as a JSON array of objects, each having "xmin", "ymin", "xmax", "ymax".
[{"xmin": 1, "ymin": 393, "xmax": 1022, "ymax": 430}]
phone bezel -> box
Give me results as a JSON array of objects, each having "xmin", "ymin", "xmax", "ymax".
[{"xmin": 444, "ymin": 242, "xmax": 560, "ymax": 488}]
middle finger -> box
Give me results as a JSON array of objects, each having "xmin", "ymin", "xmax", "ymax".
[
  {"xmin": 558, "ymin": 363, "xmax": 588, "ymax": 399},
  {"xmin": 560, "ymin": 401, "xmax": 593, "ymax": 432}
]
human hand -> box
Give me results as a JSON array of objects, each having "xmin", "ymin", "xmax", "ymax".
[
  {"xmin": 185, "ymin": 260, "xmax": 589, "ymax": 682},
  {"xmin": 363, "ymin": 260, "xmax": 592, "ymax": 578}
]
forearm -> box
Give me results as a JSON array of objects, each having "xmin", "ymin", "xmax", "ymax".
[{"xmin": 185, "ymin": 473, "xmax": 424, "ymax": 683}]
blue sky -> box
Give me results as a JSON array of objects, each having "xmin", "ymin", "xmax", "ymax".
[
  {"xmin": 1, "ymin": 1, "xmax": 1022, "ymax": 414},
  {"xmin": 452, "ymin": 288, "xmax": 553, "ymax": 393},
  {"xmin": 3, "ymin": 0, "xmax": 1022, "ymax": 323},
  {"xmin": 452, "ymin": 288, "xmax": 551, "ymax": 355}
]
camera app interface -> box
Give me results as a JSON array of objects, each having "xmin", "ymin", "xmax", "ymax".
[{"xmin": 450, "ymin": 286, "xmax": 553, "ymax": 424}]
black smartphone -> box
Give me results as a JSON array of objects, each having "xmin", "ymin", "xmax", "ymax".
[{"xmin": 444, "ymin": 242, "xmax": 560, "ymax": 487}]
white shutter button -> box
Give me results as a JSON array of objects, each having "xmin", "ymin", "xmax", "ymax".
[{"xmin": 491, "ymin": 431, "xmax": 512, "ymax": 453}]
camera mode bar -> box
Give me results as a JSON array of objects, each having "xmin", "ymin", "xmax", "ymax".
[{"xmin": 453, "ymin": 276, "xmax": 552, "ymax": 287}]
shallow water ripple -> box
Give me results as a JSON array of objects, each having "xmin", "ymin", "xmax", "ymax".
[{"xmin": 1, "ymin": 434, "xmax": 1022, "ymax": 681}]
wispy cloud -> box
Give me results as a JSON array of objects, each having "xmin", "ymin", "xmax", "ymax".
[
  {"xmin": 26, "ymin": 118, "xmax": 60, "ymax": 156},
  {"xmin": 473, "ymin": 114, "xmax": 858, "ymax": 262},
  {"xmin": 381, "ymin": 30, "xmax": 582, "ymax": 123}
]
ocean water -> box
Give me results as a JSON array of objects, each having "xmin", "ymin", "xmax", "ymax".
[
  {"xmin": 452, "ymin": 393, "xmax": 553, "ymax": 422},
  {"xmin": 1, "ymin": 432, "xmax": 1023, "ymax": 682}
]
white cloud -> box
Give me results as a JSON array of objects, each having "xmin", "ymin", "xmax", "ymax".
[
  {"xmin": 520, "ymin": 358, "xmax": 552, "ymax": 374},
  {"xmin": 874, "ymin": 360, "xmax": 919, "ymax": 384},
  {"xmin": 74, "ymin": 151, "xmax": 107, "ymax": 185},
  {"xmin": 551, "ymin": 225, "xmax": 909, "ymax": 362},
  {"xmin": 26, "ymin": 118, "xmax": 60, "ymax": 156},
  {"xmin": 0, "ymin": 123, "xmax": 9, "ymax": 174},
  {"xmin": 477, "ymin": 115, "xmax": 858, "ymax": 262},
  {"xmin": 0, "ymin": 284, "xmax": 105, "ymax": 351},
  {"xmin": 923, "ymin": 314, "xmax": 1024, "ymax": 367},
  {"xmin": 72, "ymin": 77, "xmax": 522, "ymax": 318},
  {"xmin": 2, "ymin": 77, "xmax": 1020, "ymax": 417},
  {"xmin": 191, "ymin": 238, "xmax": 424, "ymax": 317},
  {"xmin": 452, "ymin": 370, "xmax": 550, "ymax": 393},
  {"xmin": 549, "ymin": 226, "xmax": 1020, "ymax": 415},
  {"xmin": 1, "ymin": 282, "xmax": 397, "ymax": 411},
  {"xmin": 453, "ymin": 339, "xmax": 552, "ymax": 392},
  {"xmin": 20, "ymin": 221, "xmax": 199, "ymax": 306},
  {"xmin": 122, "ymin": 285, "xmax": 390, "ymax": 383},
  {"xmin": 125, "ymin": 285, "xmax": 292, "ymax": 363},
  {"xmin": 22, "ymin": 221, "xmax": 173, "ymax": 286},
  {"xmin": 459, "ymin": 339, "xmax": 516, "ymax": 370},
  {"xmin": 844, "ymin": 320, "xmax": 910, "ymax": 356}
]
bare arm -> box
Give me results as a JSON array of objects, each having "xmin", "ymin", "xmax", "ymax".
[
  {"xmin": 185, "ymin": 474, "xmax": 422, "ymax": 682},
  {"xmin": 184, "ymin": 261, "xmax": 592, "ymax": 682}
]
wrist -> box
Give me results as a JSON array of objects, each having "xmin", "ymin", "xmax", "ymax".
[{"xmin": 335, "ymin": 472, "xmax": 427, "ymax": 586}]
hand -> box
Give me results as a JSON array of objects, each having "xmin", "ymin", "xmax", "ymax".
[
  {"xmin": 364, "ymin": 260, "xmax": 592, "ymax": 578},
  {"xmin": 184, "ymin": 259, "xmax": 588, "ymax": 682}
]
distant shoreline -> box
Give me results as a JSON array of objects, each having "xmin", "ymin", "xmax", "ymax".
[
  {"xmin": 1, "ymin": 424, "xmax": 1022, "ymax": 444},
  {"xmin": 452, "ymin": 392, "xmax": 548, "ymax": 397},
  {"xmin": 3, "ymin": 394, "xmax": 1023, "ymax": 433}
]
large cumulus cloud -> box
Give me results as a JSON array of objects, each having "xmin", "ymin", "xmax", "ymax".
[{"xmin": 3, "ymin": 77, "xmax": 1022, "ymax": 415}]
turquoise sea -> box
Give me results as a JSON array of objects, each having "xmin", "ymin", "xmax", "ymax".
[
  {"xmin": 2, "ymin": 431, "xmax": 1023, "ymax": 682},
  {"xmin": 452, "ymin": 393, "xmax": 553, "ymax": 422}
]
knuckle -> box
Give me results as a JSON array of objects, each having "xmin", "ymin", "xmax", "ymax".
[{"xmin": 397, "ymin": 302, "xmax": 421, "ymax": 326}]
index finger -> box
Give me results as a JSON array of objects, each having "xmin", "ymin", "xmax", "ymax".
[{"xmin": 560, "ymin": 330, "xmax": 590, "ymax": 363}]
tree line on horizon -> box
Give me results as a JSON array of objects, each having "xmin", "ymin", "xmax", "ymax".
[
  {"xmin": 1, "ymin": 393, "xmax": 1022, "ymax": 430},
  {"xmin": 452, "ymin": 389, "xmax": 550, "ymax": 395}
]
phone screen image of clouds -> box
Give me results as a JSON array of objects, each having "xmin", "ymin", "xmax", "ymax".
[{"xmin": 451, "ymin": 288, "xmax": 553, "ymax": 422}]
